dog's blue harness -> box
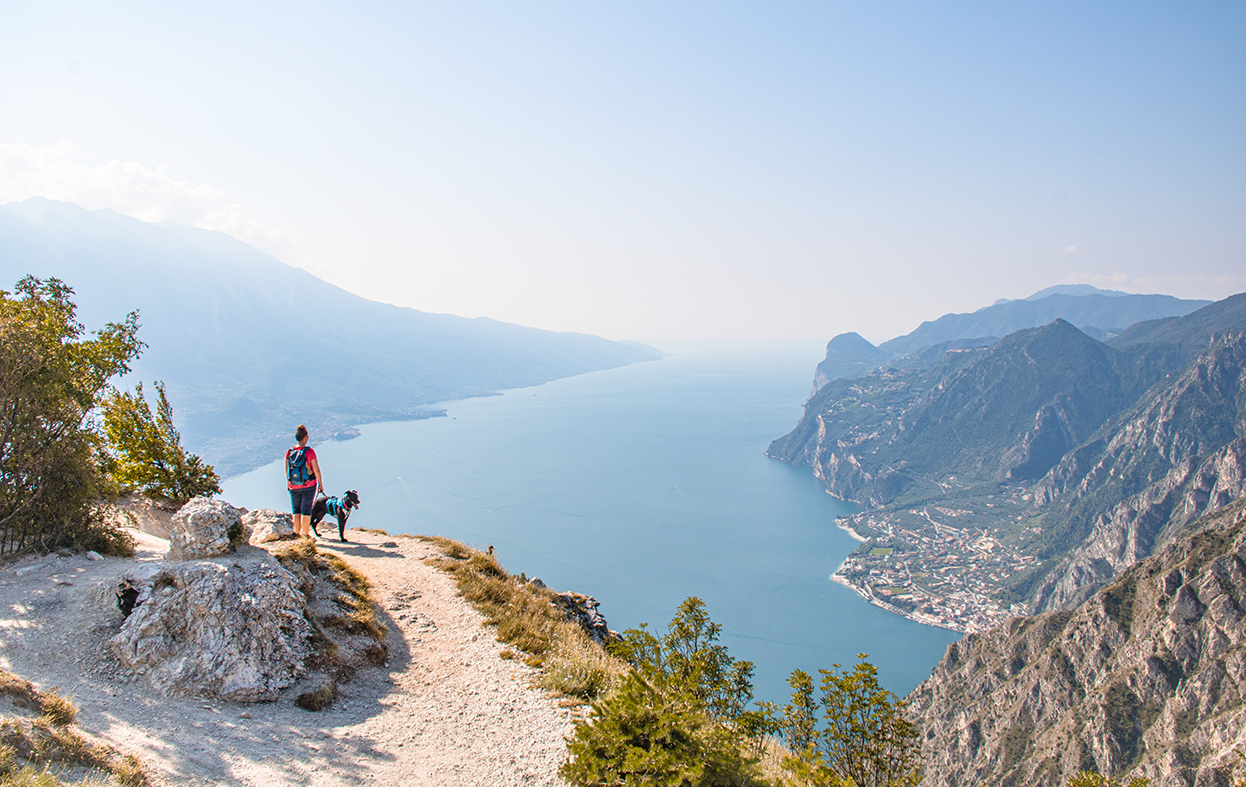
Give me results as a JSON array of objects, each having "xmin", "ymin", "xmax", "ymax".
[{"xmin": 326, "ymin": 497, "xmax": 346, "ymax": 518}]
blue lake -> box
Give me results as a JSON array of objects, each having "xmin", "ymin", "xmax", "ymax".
[{"xmin": 222, "ymin": 341, "xmax": 961, "ymax": 703}]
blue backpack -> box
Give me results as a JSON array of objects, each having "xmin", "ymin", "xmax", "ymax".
[{"xmin": 287, "ymin": 447, "xmax": 311, "ymax": 485}]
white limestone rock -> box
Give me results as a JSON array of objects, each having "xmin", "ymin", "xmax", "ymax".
[
  {"xmin": 244, "ymin": 509, "xmax": 296, "ymax": 544},
  {"xmin": 166, "ymin": 497, "xmax": 241, "ymax": 561},
  {"xmin": 110, "ymin": 555, "xmax": 311, "ymax": 702}
]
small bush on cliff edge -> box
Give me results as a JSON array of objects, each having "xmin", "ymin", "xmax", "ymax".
[
  {"xmin": 561, "ymin": 597, "xmax": 776, "ymax": 787},
  {"xmin": 778, "ymin": 659, "xmax": 920, "ymax": 787},
  {"xmin": 562, "ymin": 598, "xmax": 927, "ymax": 787}
]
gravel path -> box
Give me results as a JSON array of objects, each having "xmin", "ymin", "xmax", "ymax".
[{"xmin": 0, "ymin": 528, "xmax": 577, "ymax": 786}]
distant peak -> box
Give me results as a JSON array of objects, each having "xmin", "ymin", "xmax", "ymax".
[
  {"xmin": 1025, "ymin": 284, "xmax": 1130, "ymax": 300},
  {"xmin": 826, "ymin": 331, "xmax": 876, "ymax": 352}
]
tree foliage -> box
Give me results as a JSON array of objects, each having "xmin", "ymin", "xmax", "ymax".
[
  {"xmin": 101, "ymin": 381, "xmax": 220, "ymax": 504},
  {"xmin": 779, "ymin": 659, "xmax": 922, "ymax": 787},
  {"xmin": 561, "ymin": 598, "xmax": 929, "ymax": 787},
  {"xmin": 562, "ymin": 597, "xmax": 776, "ymax": 786},
  {"xmin": 0, "ymin": 276, "xmax": 143, "ymax": 555}
]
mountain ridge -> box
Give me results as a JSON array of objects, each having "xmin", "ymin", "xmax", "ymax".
[
  {"xmin": 812, "ymin": 288, "xmax": 1211, "ymax": 389},
  {"xmin": 0, "ymin": 198, "xmax": 661, "ymax": 475},
  {"xmin": 769, "ymin": 292, "xmax": 1246, "ymax": 632}
]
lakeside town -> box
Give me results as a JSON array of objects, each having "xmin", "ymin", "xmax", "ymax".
[{"xmin": 833, "ymin": 491, "xmax": 1039, "ymax": 633}]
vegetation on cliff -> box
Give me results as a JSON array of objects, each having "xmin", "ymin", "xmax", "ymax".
[
  {"xmin": 561, "ymin": 597, "xmax": 923, "ymax": 787},
  {"xmin": 420, "ymin": 536, "xmax": 625, "ymax": 699}
]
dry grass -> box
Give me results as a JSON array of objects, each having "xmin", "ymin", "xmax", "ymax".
[
  {"xmin": 0, "ymin": 671, "xmax": 150, "ymax": 786},
  {"xmin": 418, "ymin": 536, "xmax": 625, "ymax": 699},
  {"xmin": 0, "ymin": 678, "xmax": 74, "ymax": 729},
  {"xmin": 33, "ymin": 694, "xmax": 74, "ymax": 729},
  {"xmin": 272, "ymin": 539, "xmax": 387, "ymax": 642}
]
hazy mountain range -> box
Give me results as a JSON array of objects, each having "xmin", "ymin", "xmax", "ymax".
[
  {"xmin": 0, "ymin": 198, "xmax": 661, "ymax": 475},
  {"xmin": 812, "ymin": 285, "xmax": 1211, "ymax": 391}
]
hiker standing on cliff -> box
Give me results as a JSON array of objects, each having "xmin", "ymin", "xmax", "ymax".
[{"xmin": 287, "ymin": 424, "xmax": 323, "ymax": 538}]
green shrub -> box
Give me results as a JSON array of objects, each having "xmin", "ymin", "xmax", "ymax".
[
  {"xmin": 778, "ymin": 658, "xmax": 921, "ymax": 787},
  {"xmin": 296, "ymin": 684, "xmax": 337, "ymax": 712},
  {"xmin": 561, "ymin": 597, "xmax": 775, "ymax": 787}
]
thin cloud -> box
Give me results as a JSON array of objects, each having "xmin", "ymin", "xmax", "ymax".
[
  {"xmin": 0, "ymin": 140, "xmax": 302, "ymax": 264},
  {"xmin": 1058, "ymin": 246, "xmax": 1078, "ymax": 253}
]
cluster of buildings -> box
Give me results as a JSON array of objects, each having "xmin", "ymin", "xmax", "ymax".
[{"xmin": 834, "ymin": 502, "xmax": 1036, "ymax": 633}]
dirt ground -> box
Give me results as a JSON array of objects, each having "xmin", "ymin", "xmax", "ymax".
[{"xmin": 0, "ymin": 527, "xmax": 580, "ymax": 786}]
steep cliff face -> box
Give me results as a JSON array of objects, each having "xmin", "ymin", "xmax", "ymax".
[
  {"xmin": 769, "ymin": 320, "xmax": 1132, "ymax": 507},
  {"xmin": 909, "ymin": 497, "xmax": 1246, "ymax": 787},
  {"xmin": 1028, "ymin": 333, "xmax": 1246, "ymax": 611}
]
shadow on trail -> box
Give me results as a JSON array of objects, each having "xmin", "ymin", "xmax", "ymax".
[{"xmin": 0, "ymin": 544, "xmax": 424, "ymax": 786}]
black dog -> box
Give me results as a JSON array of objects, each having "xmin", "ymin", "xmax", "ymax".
[{"xmin": 310, "ymin": 490, "xmax": 361, "ymax": 542}]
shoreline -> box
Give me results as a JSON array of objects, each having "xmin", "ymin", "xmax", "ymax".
[
  {"xmin": 835, "ymin": 517, "xmax": 869, "ymax": 543},
  {"xmin": 831, "ymin": 570, "xmax": 969, "ymax": 635}
]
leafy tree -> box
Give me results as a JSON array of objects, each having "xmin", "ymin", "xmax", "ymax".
[
  {"xmin": 779, "ymin": 657, "xmax": 921, "ymax": 787},
  {"xmin": 562, "ymin": 597, "xmax": 777, "ymax": 786},
  {"xmin": 0, "ymin": 276, "xmax": 143, "ymax": 555},
  {"xmin": 101, "ymin": 380, "xmax": 220, "ymax": 504}
]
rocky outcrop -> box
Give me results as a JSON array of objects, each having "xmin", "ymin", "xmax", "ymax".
[
  {"xmin": 244, "ymin": 508, "xmax": 296, "ymax": 543},
  {"xmin": 771, "ymin": 320, "xmax": 1130, "ymax": 506},
  {"xmin": 908, "ymin": 497, "xmax": 1246, "ymax": 787},
  {"xmin": 554, "ymin": 592, "xmax": 618, "ymax": 645},
  {"xmin": 110, "ymin": 553, "xmax": 311, "ymax": 702},
  {"xmin": 166, "ymin": 497, "xmax": 242, "ymax": 561}
]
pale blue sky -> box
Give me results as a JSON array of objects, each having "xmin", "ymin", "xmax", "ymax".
[{"xmin": 2, "ymin": 2, "xmax": 1243, "ymax": 342}]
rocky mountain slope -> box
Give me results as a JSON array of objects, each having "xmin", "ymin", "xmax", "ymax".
[
  {"xmin": 775, "ymin": 319, "xmax": 1136, "ymax": 509},
  {"xmin": 0, "ymin": 198, "xmax": 661, "ymax": 474},
  {"xmin": 1024, "ymin": 332, "xmax": 1246, "ymax": 611},
  {"xmin": 770, "ymin": 294, "xmax": 1246, "ymax": 629},
  {"xmin": 908, "ymin": 496, "xmax": 1246, "ymax": 787}
]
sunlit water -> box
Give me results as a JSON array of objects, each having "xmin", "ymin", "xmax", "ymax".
[{"xmin": 223, "ymin": 341, "xmax": 960, "ymax": 702}]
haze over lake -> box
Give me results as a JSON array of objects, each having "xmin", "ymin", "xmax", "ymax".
[{"xmin": 223, "ymin": 342, "xmax": 960, "ymax": 702}]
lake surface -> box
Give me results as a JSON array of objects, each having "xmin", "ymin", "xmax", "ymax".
[{"xmin": 222, "ymin": 341, "xmax": 961, "ymax": 703}]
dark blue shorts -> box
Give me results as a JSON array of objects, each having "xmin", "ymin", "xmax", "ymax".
[{"xmin": 290, "ymin": 485, "xmax": 317, "ymax": 516}]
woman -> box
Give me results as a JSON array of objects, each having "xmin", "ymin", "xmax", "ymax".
[{"xmin": 286, "ymin": 424, "xmax": 324, "ymax": 538}]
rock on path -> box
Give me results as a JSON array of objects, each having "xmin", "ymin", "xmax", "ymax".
[{"xmin": 0, "ymin": 528, "xmax": 577, "ymax": 786}]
